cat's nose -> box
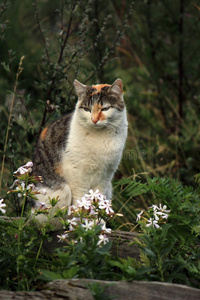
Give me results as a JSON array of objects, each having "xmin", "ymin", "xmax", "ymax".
[{"xmin": 91, "ymin": 117, "xmax": 98, "ymax": 124}]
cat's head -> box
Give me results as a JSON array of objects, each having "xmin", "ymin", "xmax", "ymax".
[{"xmin": 74, "ymin": 78, "xmax": 126, "ymax": 131}]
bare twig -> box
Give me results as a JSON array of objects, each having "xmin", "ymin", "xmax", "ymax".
[
  {"xmin": 37, "ymin": 1, "xmax": 78, "ymax": 138},
  {"xmin": 178, "ymin": 0, "xmax": 184, "ymax": 120},
  {"xmin": 34, "ymin": 0, "xmax": 50, "ymax": 63},
  {"xmin": 0, "ymin": 56, "xmax": 25, "ymax": 191}
]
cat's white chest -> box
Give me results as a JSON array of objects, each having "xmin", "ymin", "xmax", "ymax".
[
  {"xmin": 62, "ymin": 126, "xmax": 124, "ymax": 181},
  {"xmin": 61, "ymin": 108, "xmax": 127, "ymax": 200}
]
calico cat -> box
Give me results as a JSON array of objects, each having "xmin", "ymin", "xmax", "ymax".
[{"xmin": 32, "ymin": 78, "xmax": 128, "ymax": 226}]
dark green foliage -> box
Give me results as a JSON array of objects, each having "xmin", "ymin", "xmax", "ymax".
[
  {"xmin": 39, "ymin": 225, "xmax": 112, "ymax": 282},
  {"xmin": 0, "ymin": 218, "xmax": 51, "ymax": 291},
  {"xmin": 117, "ymin": 176, "xmax": 200, "ymax": 287}
]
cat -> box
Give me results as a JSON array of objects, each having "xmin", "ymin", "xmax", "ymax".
[{"xmin": 32, "ymin": 78, "xmax": 128, "ymax": 227}]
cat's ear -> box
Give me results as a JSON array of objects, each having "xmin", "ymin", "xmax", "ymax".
[
  {"xmin": 74, "ymin": 79, "xmax": 87, "ymax": 98},
  {"xmin": 110, "ymin": 78, "xmax": 123, "ymax": 96}
]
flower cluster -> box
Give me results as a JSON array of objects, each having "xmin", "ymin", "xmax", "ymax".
[
  {"xmin": 136, "ymin": 204, "xmax": 170, "ymax": 229},
  {"xmin": 58, "ymin": 189, "xmax": 116, "ymax": 246},
  {"xmin": 8, "ymin": 161, "xmax": 44, "ymax": 203}
]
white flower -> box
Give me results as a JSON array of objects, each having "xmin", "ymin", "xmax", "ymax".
[
  {"xmin": 10, "ymin": 179, "xmax": 20, "ymax": 189},
  {"xmin": 35, "ymin": 202, "xmax": 47, "ymax": 210},
  {"xmin": 27, "ymin": 183, "xmax": 35, "ymax": 190},
  {"xmin": 81, "ymin": 219, "xmax": 95, "ymax": 231},
  {"xmin": 85, "ymin": 189, "xmax": 104, "ymax": 201},
  {"xmin": 101, "ymin": 222, "xmax": 112, "ymax": 234},
  {"xmin": 41, "ymin": 188, "xmax": 47, "ymax": 195},
  {"xmin": 150, "ymin": 203, "xmax": 170, "ymax": 221},
  {"xmin": 14, "ymin": 166, "xmax": 28, "ymax": 175},
  {"xmin": 0, "ymin": 199, "xmax": 6, "ymax": 214},
  {"xmin": 24, "ymin": 161, "xmax": 33, "ymax": 168},
  {"xmin": 76, "ymin": 196, "xmax": 91, "ymax": 210},
  {"xmin": 149, "ymin": 204, "xmax": 159, "ymax": 211},
  {"xmin": 68, "ymin": 217, "xmax": 78, "ymax": 230},
  {"xmin": 21, "ymin": 182, "xmax": 25, "ymax": 189},
  {"xmin": 136, "ymin": 210, "xmax": 144, "ymax": 221},
  {"xmin": 146, "ymin": 218, "xmax": 160, "ymax": 229},
  {"xmin": 97, "ymin": 234, "xmax": 109, "ymax": 246},
  {"xmin": 99, "ymin": 199, "xmax": 114, "ymax": 214},
  {"xmin": 67, "ymin": 205, "xmax": 77, "ymax": 216},
  {"xmin": 57, "ymin": 232, "xmax": 69, "ymax": 242},
  {"xmin": 14, "ymin": 161, "xmax": 33, "ymax": 175},
  {"xmin": 89, "ymin": 205, "xmax": 98, "ymax": 215},
  {"xmin": 158, "ymin": 204, "xmax": 170, "ymax": 214}
]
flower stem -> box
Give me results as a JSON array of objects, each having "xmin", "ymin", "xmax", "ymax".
[
  {"xmin": 157, "ymin": 254, "xmax": 164, "ymax": 282},
  {"xmin": 17, "ymin": 193, "xmax": 27, "ymax": 252}
]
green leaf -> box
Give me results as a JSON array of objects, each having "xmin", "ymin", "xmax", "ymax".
[
  {"xmin": 39, "ymin": 269, "xmax": 63, "ymax": 281},
  {"xmin": 62, "ymin": 266, "xmax": 79, "ymax": 279},
  {"xmin": 144, "ymin": 248, "xmax": 156, "ymax": 259},
  {"xmin": 1, "ymin": 62, "xmax": 10, "ymax": 73}
]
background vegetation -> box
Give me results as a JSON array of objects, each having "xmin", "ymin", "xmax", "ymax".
[{"xmin": 1, "ymin": 0, "xmax": 200, "ymax": 224}]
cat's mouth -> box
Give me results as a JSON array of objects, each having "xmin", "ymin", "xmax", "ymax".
[{"xmin": 89, "ymin": 120, "xmax": 106, "ymax": 129}]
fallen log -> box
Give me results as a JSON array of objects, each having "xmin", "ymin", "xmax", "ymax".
[{"xmin": 0, "ymin": 279, "xmax": 200, "ymax": 300}]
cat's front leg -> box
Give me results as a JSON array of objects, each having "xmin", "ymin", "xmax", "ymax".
[{"xmin": 70, "ymin": 183, "xmax": 91, "ymax": 204}]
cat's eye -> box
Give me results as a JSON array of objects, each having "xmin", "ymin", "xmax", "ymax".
[
  {"xmin": 83, "ymin": 107, "xmax": 91, "ymax": 112},
  {"xmin": 101, "ymin": 106, "xmax": 110, "ymax": 112}
]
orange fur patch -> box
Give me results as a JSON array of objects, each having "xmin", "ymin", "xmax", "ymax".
[
  {"xmin": 91, "ymin": 84, "xmax": 110, "ymax": 96},
  {"xmin": 54, "ymin": 163, "xmax": 64, "ymax": 177},
  {"xmin": 40, "ymin": 127, "xmax": 48, "ymax": 141},
  {"xmin": 91, "ymin": 103, "xmax": 106, "ymax": 123}
]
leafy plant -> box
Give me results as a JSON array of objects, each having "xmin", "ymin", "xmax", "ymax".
[{"xmin": 118, "ymin": 176, "xmax": 200, "ymax": 287}]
